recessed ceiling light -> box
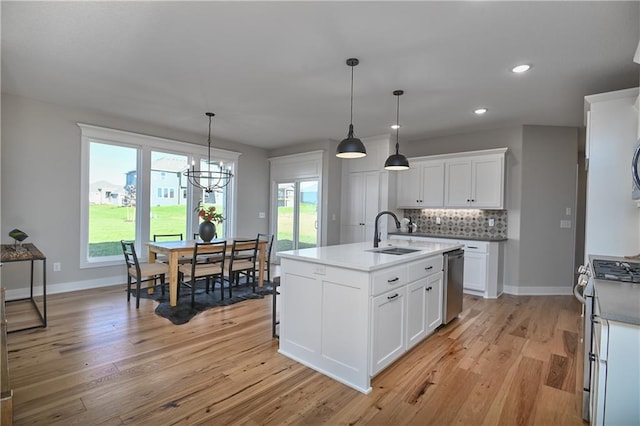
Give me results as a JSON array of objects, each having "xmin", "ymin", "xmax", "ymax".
[
  {"xmin": 512, "ymin": 64, "xmax": 531, "ymax": 73},
  {"xmin": 390, "ymin": 124, "xmax": 400, "ymax": 130},
  {"xmin": 474, "ymin": 108, "xmax": 488, "ymax": 115}
]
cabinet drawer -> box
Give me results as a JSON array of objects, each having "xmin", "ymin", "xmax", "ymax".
[
  {"xmin": 372, "ymin": 265, "xmax": 408, "ymax": 296},
  {"xmin": 462, "ymin": 241, "xmax": 489, "ymax": 253},
  {"xmin": 407, "ymin": 256, "xmax": 443, "ymax": 282}
]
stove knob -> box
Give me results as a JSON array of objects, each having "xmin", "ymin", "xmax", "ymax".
[
  {"xmin": 577, "ymin": 265, "xmax": 587, "ymax": 274},
  {"xmin": 578, "ymin": 275, "xmax": 589, "ymax": 286}
]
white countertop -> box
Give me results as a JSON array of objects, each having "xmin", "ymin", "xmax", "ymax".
[
  {"xmin": 278, "ymin": 240, "xmax": 463, "ymax": 272},
  {"xmin": 589, "ymin": 254, "xmax": 640, "ymax": 326}
]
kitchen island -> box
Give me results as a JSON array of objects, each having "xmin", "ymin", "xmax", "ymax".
[{"xmin": 278, "ymin": 239, "xmax": 462, "ymax": 393}]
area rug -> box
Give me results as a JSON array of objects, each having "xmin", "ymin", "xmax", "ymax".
[{"xmin": 133, "ymin": 280, "xmax": 274, "ymax": 325}]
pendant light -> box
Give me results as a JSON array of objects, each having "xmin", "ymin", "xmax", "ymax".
[
  {"xmin": 183, "ymin": 112, "xmax": 233, "ymax": 193},
  {"xmin": 384, "ymin": 90, "xmax": 410, "ymax": 170},
  {"xmin": 336, "ymin": 58, "xmax": 367, "ymax": 159}
]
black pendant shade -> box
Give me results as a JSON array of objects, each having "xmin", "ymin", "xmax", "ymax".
[
  {"xmin": 336, "ymin": 58, "xmax": 367, "ymax": 159},
  {"xmin": 384, "ymin": 90, "xmax": 410, "ymax": 171}
]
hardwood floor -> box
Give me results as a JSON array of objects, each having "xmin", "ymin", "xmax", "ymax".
[{"xmin": 6, "ymin": 284, "xmax": 587, "ymax": 425}]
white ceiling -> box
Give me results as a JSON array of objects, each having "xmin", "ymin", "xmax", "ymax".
[{"xmin": 2, "ymin": 1, "xmax": 639, "ymax": 150}]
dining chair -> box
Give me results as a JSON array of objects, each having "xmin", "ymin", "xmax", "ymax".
[
  {"xmin": 178, "ymin": 241, "xmax": 227, "ymax": 307},
  {"xmin": 257, "ymin": 233, "xmax": 275, "ymax": 284},
  {"xmin": 226, "ymin": 238, "xmax": 259, "ymax": 292},
  {"xmin": 121, "ymin": 240, "xmax": 169, "ymax": 309}
]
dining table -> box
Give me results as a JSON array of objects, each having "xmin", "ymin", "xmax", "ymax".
[{"xmin": 146, "ymin": 238, "xmax": 268, "ymax": 307}]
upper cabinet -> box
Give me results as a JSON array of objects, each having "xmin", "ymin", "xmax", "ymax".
[
  {"xmin": 395, "ymin": 148, "xmax": 507, "ymax": 210},
  {"xmin": 397, "ymin": 160, "xmax": 444, "ymax": 208},
  {"xmin": 444, "ymin": 154, "xmax": 505, "ymax": 209}
]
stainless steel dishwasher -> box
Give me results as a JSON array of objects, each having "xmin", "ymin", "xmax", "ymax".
[{"xmin": 443, "ymin": 249, "xmax": 464, "ymax": 324}]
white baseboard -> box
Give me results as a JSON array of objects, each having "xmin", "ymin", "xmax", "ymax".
[
  {"xmin": 4, "ymin": 274, "xmax": 126, "ymax": 301},
  {"xmin": 503, "ymin": 284, "xmax": 573, "ymax": 296}
]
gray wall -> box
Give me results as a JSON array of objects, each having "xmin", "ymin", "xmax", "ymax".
[
  {"xmin": 1, "ymin": 93, "xmax": 269, "ymax": 292},
  {"xmin": 520, "ymin": 126, "xmax": 578, "ymax": 289},
  {"xmin": 406, "ymin": 125, "xmax": 579, "ymax": 293}
]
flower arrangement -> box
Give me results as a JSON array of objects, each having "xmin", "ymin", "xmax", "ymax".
[{"xmin": 197, "ymin": 204, "xmax": 225, "ymax": 224}]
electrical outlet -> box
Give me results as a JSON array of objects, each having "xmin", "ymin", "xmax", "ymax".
[
  {"xmin": 488, "ymin": 218, "xmax": 495, "ymax": 227},
  {"xmin": 435, "ymin": 217, "xmax": 441, "ymax": 225},
  {"xmin": 560, "ymin": 220, "xmax": 572, "ymax": 229},
  {"xmin": 258, "ymin": 211, "xmax": 266, "ymax": 219},
  {"xmin": 53, "ymin": 262, "xmax": 61, "ymax": 272}
]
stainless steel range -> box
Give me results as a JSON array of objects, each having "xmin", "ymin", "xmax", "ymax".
[{"xmin": 591, "ymin": 258, "xmax": 640, "ymax": 283}]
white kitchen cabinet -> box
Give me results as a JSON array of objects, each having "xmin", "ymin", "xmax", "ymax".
[
  {"xmin": 590, "ymin": 296, "xmax": 640, "ymax": 426},
  {"xmin": 341, "ymin": 171, "xmax": 379, "ymax": 244},
  {"xmin": 406, "ymin": 279, "xmax": 427, "ymax": 349},
  {"xmin": 371, "ymin": 287, "xmax": 407, "ymax": 375},
  {"xmin": 425, "ymin": 271, "xmax": 443, "ymax": 333},
  {"xmin": 389, "ymin": 235, "xmax": 502, "ymax": 298},
  {"xmin": 397, "ymin": 160, "xmax": 444, "ymax": 208},
  {"xmin": 462, "ymin": 251, "xmax": 486, "ymax": 293},
  {"xmin": 444, "ymin": 154, "xmax": 505, "ymax": 209}
]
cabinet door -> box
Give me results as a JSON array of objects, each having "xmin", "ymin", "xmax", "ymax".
[
  {"xmin": 371, "ymin": 287, "xmax": 406, "ymax": 375},
  {"xmin": 463, "ymin": 252, "xmax": 487, "ymax": 293},
  {"xmin": 362, "ymin": 172, "xmax": 380, "ymax": 243},
  {"xmin": 396, "ymin": 166, "xmax": 422, "ymax": 208},
  {"xmin": 343, "ymin": 172, "xmax": 379, "ymax": 243},
  {"xmin": 406, "ymin": 279, "xmax": 427, "ymax": 349},
  {"xmin": 471, "ymin": 156, "xmax": 504, "ymax": 208},
  {"xmin": 420, "ymin": 162, "xmax": 445, "ymax": 207},
  {"xmin": 426, "ymin": 271, "xmax": 443, "ymax": 333},
  {"xmin": 444, "ymin": 159, "xmax": 472, "ymax": 207},
  {"xmin": 344, "ymin": 172, "xmax": 364, "ymax": 227}
]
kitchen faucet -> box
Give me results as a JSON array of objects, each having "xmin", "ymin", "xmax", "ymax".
[{"xmin": 373, "ymin": 211, "xmax": 401, "ymax": 248}]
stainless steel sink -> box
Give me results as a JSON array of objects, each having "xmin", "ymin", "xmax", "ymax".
[{"xmin": 366, "ymin": 246, "xmax": 422, "ymax": 255}]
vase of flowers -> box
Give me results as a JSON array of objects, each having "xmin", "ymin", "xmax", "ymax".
[{"xmin": 196, "ymin": 204, "xmax": 225, "ymax": 242}]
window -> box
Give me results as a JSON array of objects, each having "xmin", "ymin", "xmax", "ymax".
[{"xmin": 79, "ymin": 124, "xmax": 239, "ymax": 267}]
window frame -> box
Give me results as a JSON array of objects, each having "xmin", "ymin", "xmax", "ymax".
[{"xmin": 79, "ymin": 123, "xmax": 240, "ymax": 268}]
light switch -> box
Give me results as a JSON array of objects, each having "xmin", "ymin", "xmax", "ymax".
[{"xmin": 565, "ymin": 207, "xmax": 572, "ymax": 215}]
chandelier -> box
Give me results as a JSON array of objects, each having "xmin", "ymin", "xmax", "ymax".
[{"xmin": 184, "ymin": 112, "xmax": 233, "ymax": 193}]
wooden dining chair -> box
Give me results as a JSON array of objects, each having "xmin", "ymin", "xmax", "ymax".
[
  {"xmin": 257, "ymin": 233, "xmax": 274, "ymax": 283},
  {"xmin": 178, "ymin": 241, "xmax": 227, "ymax": 307},
  {"xmin": 226, "ymin": 238, "xmax": 259, "ymax": 292},
  {"xmin": 121, "ymin": 240, "xmax": 169, "ymax": 309}
]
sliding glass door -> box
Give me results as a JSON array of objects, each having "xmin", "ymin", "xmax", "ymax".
[{"xmin": 276, "ymin": 179, "xmax": 318, "ymax": 253}]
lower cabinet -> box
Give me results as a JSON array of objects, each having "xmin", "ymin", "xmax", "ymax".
[
  {"xmin": 426, "ymin": 272, "xmax": 443, "ymax": 333},
  {"xmin": 371, "ymin": 287, "xmax": 407, "ymax": 375},
  {"xmin": 462, "ymin": 250, "xmax": 486, "ymax": 293},
  {"xmin": 372, "ymin": 258, "xmax": 444, "ymax": 375}
]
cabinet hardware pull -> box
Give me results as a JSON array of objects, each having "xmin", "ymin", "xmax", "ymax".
[
  {"xmin": 589, "ymin": 353, "xmax": 596, "ymax": 362},
  {"xmin": 466, "ymin": 199, "xmax": 470, "ymax": 202},
  {"xmin": 387, "ymin": 293, "xmax": 399, "ymax": 300},
  {"xmin": 425, "ymin": 266, "xmax": 433, "ymax": 270},
  {"xmin": 387, "ymin": 277, "xmax": 399, "ymax": 283},
  {"xmin": 467, "ymin": 246, "xmax": 478, "ymax": 249},
  {"xmin": 425, "ymin": 286, "xmax": 433, "ymax": 291}
]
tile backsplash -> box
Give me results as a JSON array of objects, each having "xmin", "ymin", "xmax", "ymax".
[{"xmin": 402, "ymin": 209, "xmax": 507, "ymax": 239}]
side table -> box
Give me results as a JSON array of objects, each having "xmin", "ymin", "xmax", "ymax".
[{"xmin": 0, "ymin": 243, "xmax": 47, "ymax": 332}]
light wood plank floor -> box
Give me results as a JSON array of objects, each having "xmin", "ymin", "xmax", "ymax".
[{"xmin": 6, "ymin": 284, "xmax": 587, "ymax": 425}]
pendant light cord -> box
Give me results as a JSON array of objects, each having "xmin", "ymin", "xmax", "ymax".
[
  {"xmin": 395, "ymin": 93, "xmax": 400, "ymax": 154},
  {"xmin": 350, "ymin": 64, "xmax": 354, "ymax": 125}
]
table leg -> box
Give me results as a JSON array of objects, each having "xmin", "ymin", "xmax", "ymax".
[
  {"xmin": 168, "ymin": 252, "xmax": 179, "ymax": 306},
  {"xmin": 258, "ymin": 243, "xmax": 265, "ymax": 287},
  {"xmin": 147, "ymin": 248, "xmax": 157, "ymax": 295}
]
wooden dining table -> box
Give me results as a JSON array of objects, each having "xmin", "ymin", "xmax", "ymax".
[{"xmin": 146, "ymin": 238, "xmax": 267, "ymax": 307}]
